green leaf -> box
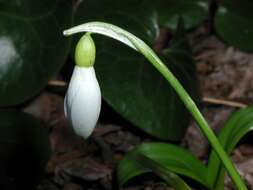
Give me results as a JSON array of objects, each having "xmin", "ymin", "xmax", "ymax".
[
  {"xmin": 147, "ymin": 0, "xmax": 209, "ymax": 30},
  {"xmin": 214, "ymin": 0, "xmax": 253, "ymax": 51},
  {"xmin": 73, "ymin": 1, "xmax": 198, "ymax": 140},
  {"xmin": 0, "ymin": 110, "xmax": 51, "ymax": 189},
  {"xmin": 138, "ymin": 154, "xmax": 193, "ymax": 190},
  {"xmin": 207, "ymin": 106, "xmax": 253, "ymax": 189},
  {"xmin": 117, "ymin": 142, "xmax": 209, "ymax": 188},
  {"xmin": 0, "ymin": 0, "xmax": 73, "ymax": 106}
]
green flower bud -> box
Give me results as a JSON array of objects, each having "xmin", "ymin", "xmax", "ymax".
[{"xmin": 75, "ymin": 33, "xmax": 96, "ymax": 67}]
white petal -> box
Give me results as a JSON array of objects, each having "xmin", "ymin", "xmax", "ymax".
[{"xmin": 64, "ymin": 66, "xmax": 101, "ymax": 138}]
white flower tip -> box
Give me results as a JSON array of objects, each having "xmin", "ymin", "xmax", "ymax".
[{"xmin": 64, "ymin": 66, "xmax": 101, "ymax": 139}]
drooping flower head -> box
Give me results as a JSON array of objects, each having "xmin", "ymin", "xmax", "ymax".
[{"xmin": 64, "ymin": 34, "xmax": 101, "ymax": 139}]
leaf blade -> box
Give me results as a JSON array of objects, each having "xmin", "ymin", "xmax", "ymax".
[
  {"xmin": 138, "ymin": 154, "xmax": 193, "ymax": 190},
  {"xmin": 0, "ymin": 0, "xmax": 73, "ymax": 106},
  {"xmin": 117, "ymin": 142, "xmax": 209, "ymax": 187},
  {"xmin": 207, "ymin": 106, "xmax": 253, "ymax": 189},
  {"xmin": 214, "ymin": 0, "xmax": 253, "ymax": 51}
]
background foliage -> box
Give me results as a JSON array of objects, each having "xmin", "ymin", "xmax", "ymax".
[{"xmin": 1, "ymin": 0, "xmax": 253, "ymax": 189}]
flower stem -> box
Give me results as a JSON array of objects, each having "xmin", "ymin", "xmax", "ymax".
[
  {"xmin": 63, "ymin": 22, "xmax": 247, "ymax": 190},
  {"xmin": 140, "ymin": 48, "xmax": 247, "ymax": 190}
]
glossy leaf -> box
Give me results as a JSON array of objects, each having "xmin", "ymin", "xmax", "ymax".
[
  {"xmin": 0, "ymin": 0, "xmax": 72, "ymax": 106},
  {"xmin": 147, "ymin": 0, "xmax": 209, "ymax": 30},
  {"xmin": 207, "ymin": 106, "xmax": 253, "ymax": 189},
  {"xmin": 138, "ymin": 154, "xmax": 193, "ymax": 190},
  {"xmin": 0, "ymin": 110, "xmax": 51, "ymax": 189},
  {"xmin": 117, "ymin": 143, "xmax": 209, "ymax": 188},
  {"xmin": 74, "ymin": 1, "xmax": 198, "ymax": 140},
  {"xmin": 214, "ymin": 0, "xmax": 253, "ymax": 51}
]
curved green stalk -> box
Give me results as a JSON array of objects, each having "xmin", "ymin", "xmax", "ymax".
[{"xmin": 63, "ymin": 22, "xmax": 247, "ymax": 190}]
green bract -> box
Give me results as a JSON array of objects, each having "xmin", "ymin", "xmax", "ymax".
[{"xmin": 75, "ymin": 33, "xmax": 96, "ymax": 67}]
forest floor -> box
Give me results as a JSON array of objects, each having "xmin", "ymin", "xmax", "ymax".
[{"xmin": 25, "ymin": 24, "xmax": 253, "ymax": 190}]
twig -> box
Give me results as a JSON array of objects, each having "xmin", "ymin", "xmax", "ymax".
[
  {"xmin": 48, "ymin": 80, "xmax": 67, "ymax": 87},
  {"xmin": 203, "ymin": 97, "xmax": 247, "ymax": 108},
  {"xmin": 48, "ymin": 81, "xmax": 248, "ymax": 109}
]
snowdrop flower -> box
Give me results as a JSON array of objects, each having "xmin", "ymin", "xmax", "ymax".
[{"xmin": 64, "ymin": 34, "xmax": 101, "ymax": 138}]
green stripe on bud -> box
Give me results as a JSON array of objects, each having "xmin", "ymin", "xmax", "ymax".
[{"xmin": 75, "ymin": 33, "xmax": 96, "ymax": 67}]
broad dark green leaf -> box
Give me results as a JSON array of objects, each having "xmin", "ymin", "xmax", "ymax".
[
  {"xmin": 117, "ymin": 143, "xmax": 209, "ymax": 187},
  {"xmin": 207, "ymin": 106, "xmax": 253, "ymax": 189},
  {"xmin": 214, "ymin": 0, "xmax": 253, "ymax": 51},
  {"xmin": 146, "ymin": 0, "xmax": 209, "ymax": 30},
  {"xmin": 0, "ymin": 110, "xmax": 51, "ymax": 189},
  {"xmin": 138, "ymin": 154, "xmax": 193, "ymax": 190},
  {"xmin": 0, "ymin": 0, "xmax": 72, "ymax": 106},
  {"xmin": 74, "ymin": 0, "xmax": 198, "ymax": 140}
]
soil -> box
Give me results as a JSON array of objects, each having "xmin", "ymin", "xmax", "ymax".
[{"xmin": 23, "ymin": 24, "xmax": 253, "ymax": 190}]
